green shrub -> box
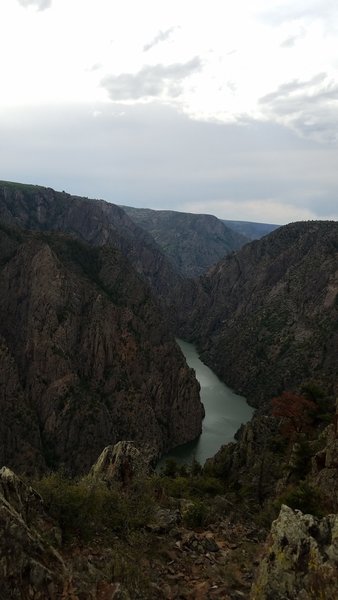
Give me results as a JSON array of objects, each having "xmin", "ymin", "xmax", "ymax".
[
  {"xmin": 189, "ymin": 458, "xmax": 202, "ymax": 476},
  {"xmin": 35, "ymin": 472, "xmax": 154, "ymax": 542},
  {"xmin": 189, "ymin": 476, "xmax": 224, "ymax": 497},
  {"xmin": 183, "ymin": 500, "xmax": 208, "ymax": 528},
  {"xmin": 276, "ymin": 482, "xmax": 324, "ymax": 517},
  {"xmin": 161, "ymin": 458, "xmax": 179, "ymax": 477}
]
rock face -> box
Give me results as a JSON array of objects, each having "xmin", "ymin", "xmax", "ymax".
[
  {"xmin": 206, "ymin": 416, "xmax": 283, "ymax": 506},
  {"xmin": 183, "ymin": 221, "xmax": 338, "ymax": 406},
  {"xmin": 0, "ymin": 224, "xmax": 203, "ymax": 474},
  {"xmin": 311, "ymin": 419, "xmax": 338, "ymax": 509},
  {"xmin": 251, "ymin": 504, "xmax": 338, "ymax": 600},
  {"xmin": 0, "ymin": 467, "xmax": 66, "ymax": 599},
  {"xmin": 90, "ymin": 441, "xmax": 154, "ymax": 485},
  {"xmin": 0, "ymin": 181, "xmax": 186, "ymax": 308},
  {"xmin": 123, "ymin": 206, "xmax": 248, "ymax": 277},
  {"xmin": 0, "ymin": 335, "xmax": 44, "ymax": 475}
]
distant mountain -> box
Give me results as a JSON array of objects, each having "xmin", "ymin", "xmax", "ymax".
[
  {"xmin": 122, "ymin": 206, "xmax": 249, "ymax": 277},
  {"xmin": 222, "ymin": 219, "xmax": 279, "ymax": 240},
  {"xmin": 0, "ymin": 181, "xmax": 186, "ymax": 309},
  {"xmin": 180, "ymin": 220, "xmax": 338, "ymax": 406}
]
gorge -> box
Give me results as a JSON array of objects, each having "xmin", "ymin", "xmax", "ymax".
[
  {"xmin": 0, "ymin": 180, "xmax": 338, "ymax": 599},
  {"xmin": 159, "ymin": 339, "xmax": 254, "ymax": 466}
]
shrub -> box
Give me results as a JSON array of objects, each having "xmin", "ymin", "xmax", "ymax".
[
  {"xmin": 161, "ymin": 458, "xmax": 179, "ymax": 477},
  {"xmin": 182, "ymin": 500, "xmax": 208, "ymax": 528},
  {"xmin": 35, "ymin": 472, "xmax": 154, "ymax": 542},
  {"xmin": 276, "ymin": 482, "xmax": 324, "ymax": 518}
]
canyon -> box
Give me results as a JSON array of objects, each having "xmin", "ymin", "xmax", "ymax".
[{"xmin": 1, "ymin": 179, "xmax": 338, "ymax": 598}]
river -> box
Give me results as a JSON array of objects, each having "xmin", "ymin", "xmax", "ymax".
[{"xmin": 159, "ymin": 339, "xmax": 254, "ymax": 467}]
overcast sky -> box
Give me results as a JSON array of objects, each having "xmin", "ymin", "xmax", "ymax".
[{"xmin": 1, "ymin": 0, "xmax": 338, "ymax": 224}]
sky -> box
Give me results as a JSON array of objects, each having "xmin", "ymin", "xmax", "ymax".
[{"xmin": 1, "ymin": 0, "xmax": 338, "ymax": 224}]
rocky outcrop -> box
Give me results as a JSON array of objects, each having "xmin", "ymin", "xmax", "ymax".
[
  {"xmin": 183, "ymin": 221, "xmax": 338, "ymax": 406},
  {"xmin": 90, "ymin": 441, "xmax": 155, "ymax": 485},
  {"xmin": 123, "ymin": 205, "xmax": 248, "ymax": 277},
  {"xmin": 0, "ymin": 467, "xmax": 66, "ymax": 599},
  {"xmin": 311, "ymin": 416, "xmax": 338, "ymax": 511},
  {"xmin": 251, "ymin": 504, "xmax": 338, "ymax": 599},
  {"xmin": 0, "ymin": 225, "xmax": 203, "ymax": 475},
  {"xmin": 206, "ymin": 416, "xmax": 283, "ymax": 505}
]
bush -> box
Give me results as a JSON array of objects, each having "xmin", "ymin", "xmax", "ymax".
[
  {"xmin": 161, "ymin": 458, "xmax": 179, "ymax": 477},
  {"xmin": 189, "ymin": 476, "xmax": 224, "ymax": 497},
  {"xmin": 157, "ymin": 473, "xmax": 224, "ymax": 500},
  {"xmin": 183, "ymin": 500, "xmax": 208, "ymax": 528},
  {"xmin": 35, "ymin": 472, "xmax": 154, "ymax": 542},
  {"xmin": 276, "ymin": 482, "xmax": 324, "ymax": 517}
]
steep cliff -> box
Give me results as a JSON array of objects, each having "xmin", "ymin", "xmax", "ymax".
[
  {"xmin": 0, "ymin": 224, "xmax": 203, "ymax": 474},
  {"xmin": 183, "ymin": 221, "xmax": 338, "ymax": 406},
  {"xmin": 0, "ymin": 181, "xmax": 186, "ymax": 309},
  {"xmin": 123, "ymin": 206, "xmax": 248, "ymax": 277}
]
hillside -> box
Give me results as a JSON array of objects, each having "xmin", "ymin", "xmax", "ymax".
[
  {"xmin": 181, "ymin": 220, "xmax": 338, "ymax": 406},
  {"xmin": 0, "ymin": 181, "xmax": 186, "ymax": 309},
  {"xmin": 0, "ymin": 224, "xmax": 203, "ymax": 475},
  {"xmin": 222, "ymin": 219, "xmax": 279, "ymax": 240},
  {"xmin": 123, "ymin": 206, "xmax": 248, "ymax": 277}
]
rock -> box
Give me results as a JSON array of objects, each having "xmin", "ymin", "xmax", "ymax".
[
  {"xmin": 89, "ymin": 441, "xmax": 154, "ymax": 485},
  {"xmin": 180, "ymin": 220, "xmax": 338, "ymax": 406},
  {"xmin": 250, "ymin": 504, "xmax": 338, "ymax": 599},
  {"xmin": 123, "ymin": 206, "xmax": 248, "ymax": 277},
  {"xmin": 0, "ymin": 221, "xmax": 204, "ymax": 475},
  {"xmin": 0, "ymin": 181, "xmax": 186, "ymax": 310},
  {"xmin": 0, "ymin": 466, "xmax": 61, "ymax": 546},
  {"xmin": 182, "ymin": 532, "xmax": 220, "ymax": 554},
  {"xmin": 203, "ymin": 536, "xmax": 220, "ymax": 553},
  {"xmin": 311, "ymin": 422, "xmax": 338, "ymax": 510},
  {"xmin": 206, "ymin": 416, "xmax": 282, "ymax": 504},
  {"xmin": 147, "ymin": 507, "xmax": 181, "ymax": 534},
  {"xmin": 0, "ymin": 467, "xmax": 66, "ymax": 599}
]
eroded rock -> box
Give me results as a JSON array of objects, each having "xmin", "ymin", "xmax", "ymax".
[
  {"xmin": 89, "ymin": 441, "xmax": 155, "ymax": 485},
  {"xmin": 0, "ymin": 467, "xmax": 66, "ymax": 599},
  {"xmin": 251, "ymin": 504, "xmax": 338, "ymax": 600}
]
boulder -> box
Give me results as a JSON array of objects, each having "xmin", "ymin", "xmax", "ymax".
[
  {"xmin": 89, "ymin": 441, "xmax": 155, "ymax": 486},
  {"xmin": 250, "ymin": 504, "xmax": 338, "ymax": 599}
]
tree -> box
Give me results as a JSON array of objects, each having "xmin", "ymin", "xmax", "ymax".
[{"xmin": 271, "ymin": 391, "xmax": 318, "ymax": 438}]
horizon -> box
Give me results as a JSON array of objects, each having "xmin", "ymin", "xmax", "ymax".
[
  {"xmin": 1, "ymin": 1, "xmax": 338, "ymax": 224},
  {"xmin": 4, "ymin": 177, "xmax": 338, "ymax": 227}
]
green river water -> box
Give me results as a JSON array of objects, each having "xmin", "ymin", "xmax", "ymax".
[{"xmin": 159, "ymin": 339, "xmax": 254, "ymax": 467}]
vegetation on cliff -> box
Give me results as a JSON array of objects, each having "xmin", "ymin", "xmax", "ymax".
[
  {"xmin": 181, "ymin": 220, "xmax": 338, "ymax": 407},
  {"xmin": 122, "ymin": 205, "xmax": 248, "ymax": 277}
]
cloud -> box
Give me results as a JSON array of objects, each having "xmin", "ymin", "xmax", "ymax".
[
  {"xmin": 143, "ymin": 28, "xmax": 176, "ymax": 52},
  {"xmin": 280, "ymin": 29, "xmax": 305, "ymax": 47},
  {"xmin": 280, "ymin": 35, "xmax": 298, "ymax": 48},
  {"xmin": 17, "ymin": 0, "xmax": 52, "ymax": 10},
  {"xmin": 259, "ymin": 73, "xmax": 338, "ymax": 142},
  {"xmin": 1, "ymin": 103, "xmax": 338, "ymax": 225},
  {"xmin": 260, "ymin": 73, "xmax": 327, "ymax": 103},
  {"xmin": 101, "ymin": 58, "xmax": 201, "ymax": 101},
  {"xmin": 259, "ymin": 1, "xmax": 337, "ymax": 26}
]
